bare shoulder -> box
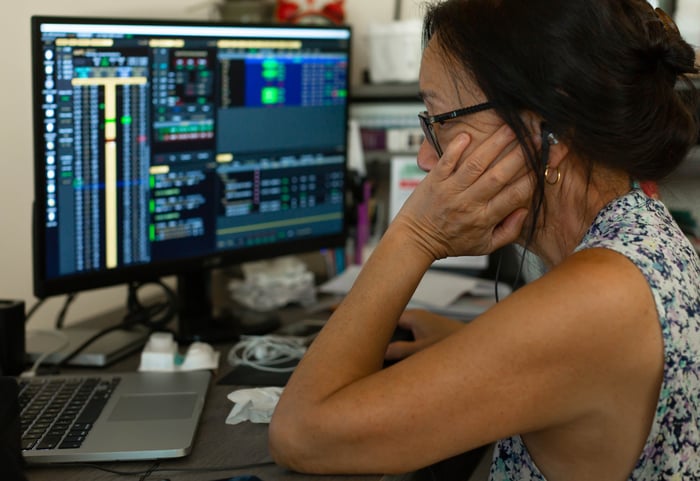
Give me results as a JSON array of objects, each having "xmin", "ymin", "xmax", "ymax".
[
  {"xmin": 486, "ymin": 248, "xmax": 665, "ymax": 478},
  {"xmin": 523, "ymin": 246, "xmax": 657, "ymax": 329},
  {"xmin": 493, "ymin": 246, "xmax": 660, "ymax": 358},
  {"xmin": 459, "ymin": 247, "xmax": 662, "ymax": 426}
]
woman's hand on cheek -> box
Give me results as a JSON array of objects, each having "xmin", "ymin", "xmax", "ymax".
[{"xmin": 392, "ymin": 124, "xmax": 533, "ymax": 260}]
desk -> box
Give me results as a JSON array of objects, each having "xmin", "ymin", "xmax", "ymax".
[
  {"xmin": 23, "ymin": 310, "xmax": 487, "ymax": 481},
  {"xmin": 23, "ymin": 339, "xmax": 371, "ymax": 481}
]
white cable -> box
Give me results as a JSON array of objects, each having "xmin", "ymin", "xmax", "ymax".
[
  {"xmin": 227, "ymin": 335, "xmax": 307, "ymax": 373},
  {"xmin": 20, "ymin": 330, "xmax": 70, "ymax": 378}
]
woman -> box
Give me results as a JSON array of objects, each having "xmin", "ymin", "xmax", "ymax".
[{"xmin": 269, "ymin": 0, "xmax": 700, "ymax": 479}]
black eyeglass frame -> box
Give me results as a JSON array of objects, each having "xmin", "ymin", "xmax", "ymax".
[{"xmin": 418, "ymin": 102, "xmax": 494, "ymax": 157}]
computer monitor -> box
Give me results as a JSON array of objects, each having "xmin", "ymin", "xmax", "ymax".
[{"xmin": 31, "ymin": 15, "xmax": 351, "ymax": 340}]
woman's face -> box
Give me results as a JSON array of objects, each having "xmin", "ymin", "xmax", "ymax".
[{"xmin": 417, "ymin": 39, "xmax": 505, "ymax": 172}]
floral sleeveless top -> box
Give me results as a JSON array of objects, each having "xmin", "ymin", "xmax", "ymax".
[{"xmin": 489, "ymin": 189, "xmax": 700, "ymax": 480}]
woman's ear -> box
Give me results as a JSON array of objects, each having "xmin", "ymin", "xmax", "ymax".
[
  {"xmin": 541, "ymin": 124, "xmax": 568, "ymax": 170},
  {"xmin": 520, "ymin": 111, "xmax": 569, "ymax": 168}
]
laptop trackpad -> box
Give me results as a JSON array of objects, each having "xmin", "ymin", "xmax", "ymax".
[{"xmin": 108, "ymin": 394, "xmax": 197, "ymax": 421}]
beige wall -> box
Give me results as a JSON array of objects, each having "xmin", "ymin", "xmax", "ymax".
[
  {"xmin": 0, "ymin": 0, "xmax": 424, "ymax": 329},
  {"xmin": 12, "ymin": 1, "xmax": 696, "ymax": 331}
]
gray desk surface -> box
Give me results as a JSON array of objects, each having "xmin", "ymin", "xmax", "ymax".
[
  {"xmin": 25, "ymin": 373, "xmax": 383, "ymax": 481},
  {"xmin": 22, "ymin": 334, "xmax": 362, "ymax": 481},
  {"xmin": 23, "ymin": 304, "xmax": 486, "ymax": 481}
]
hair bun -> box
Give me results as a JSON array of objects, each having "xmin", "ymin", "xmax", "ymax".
[{"xmin": 650, "ymin": 8, "xmax": 697, "ymax": 76}]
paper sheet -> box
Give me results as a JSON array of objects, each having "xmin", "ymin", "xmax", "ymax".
[{"xmin": 318, "ymin": 264, "xmax": 479, "ymax": 309}]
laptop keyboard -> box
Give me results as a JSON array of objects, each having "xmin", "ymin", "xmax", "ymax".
[{"xmin": 19, "ymin": 376, "xmax": 121, "ymax": 451}]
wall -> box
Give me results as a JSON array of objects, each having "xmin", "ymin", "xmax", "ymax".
[
  {"xmin": 0, "ymin": 0, "xmax": 423, "ymax": 330},
  {"xmin": 8, "ymin": 1, "xmax": 697, "ymax": 331}
]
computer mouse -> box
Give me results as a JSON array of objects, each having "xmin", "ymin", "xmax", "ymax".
[
  {"xmin": 383, "ymin": 327, "xmax": 415, "ymax": 368},
  {"xmin": 389, "ymin": 326, "xmax": 415, "ymax": 344}
]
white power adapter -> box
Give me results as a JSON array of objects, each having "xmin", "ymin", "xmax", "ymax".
[
  {"xmin": 138, "ymin": 332, "xmax": 219, "ymax": 372},
  {"xmin": 180, "ymin": 342, "xmax": 219, "ymax": 371},
  {"xmin": 138, "ymin": 332, "xmax": 178, "ymax": 371}
]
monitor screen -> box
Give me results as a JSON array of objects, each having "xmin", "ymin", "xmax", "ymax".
[{"xmin": 31, "ymin": 16, "xmax": 351, "ymax": 337}]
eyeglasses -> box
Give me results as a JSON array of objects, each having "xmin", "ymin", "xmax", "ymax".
[{"xmin": 418, "ymin": 102, "xmax": 493, "ymax": 157}]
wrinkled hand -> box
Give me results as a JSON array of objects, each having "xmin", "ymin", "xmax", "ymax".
[
  {"xmin": 392, "ymin": 124, "xmax": 534, "ymax": 260},
  {"xmin": 384, "ymin": 309, "xmax": 462, "ymax": 361}
]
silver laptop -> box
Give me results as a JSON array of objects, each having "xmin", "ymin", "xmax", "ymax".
[{"xmin": 20, "ymin": 370, "xmax": 211, "ymax": 463}]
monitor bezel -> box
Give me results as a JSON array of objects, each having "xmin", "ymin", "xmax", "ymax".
[{"xmin": 31, "ymin": 15, "xmax": 352, "ymax": 299}]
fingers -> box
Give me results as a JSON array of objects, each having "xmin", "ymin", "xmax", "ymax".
[
  {"xmin": 491, "ymin": 207, "xmax": 529, "ymax": 249},
  {"xmin": 491, "ymin": 165, "xmax": 535, "ymax": 209},
  {"xmin": 467, "ymin": 130, "xmax": 528, "ymax": 200},
  {"xmin": 449, "ymin": 124, "xmax": 518, "ymax": 189},
  {"xmin": 384, "ymin": 341, "xmax": 413, "ymax": 361},
  {"xmin": 397, "ymin": 309, "xmax": 422, "ymax": 328},
  {"xmin": 405, "ymin": 120, "xmax": 536, "ymax": 257},
  {"xmin": 385, "ymin": 340, "xmax": 419, "ymax": 361},
  {"xmin": 431, "ymin": 133, "xmax": 470, "ymax": 181},
  {"xmin": 458, "ymin": 127, "xmax": 534, "ymax": 236}
]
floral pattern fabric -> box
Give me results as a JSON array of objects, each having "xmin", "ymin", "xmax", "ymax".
[{"xmin": 489, "ymin": 189, "xmax": 700, "ymax": 481}]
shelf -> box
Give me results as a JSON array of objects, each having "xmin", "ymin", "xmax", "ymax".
[{"xmin": 351, "ymin": 82, "xmax": 419, "ymax": 102}]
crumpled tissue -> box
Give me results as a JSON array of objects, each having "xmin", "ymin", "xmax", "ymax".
[{"xmin": 226, "ymin": 387, "xmax": 284, "ymax": 424}]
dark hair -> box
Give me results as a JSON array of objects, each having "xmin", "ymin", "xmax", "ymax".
[{"xmin": 423, "ymin": 0, "xmax": 699, "ymax": 237}]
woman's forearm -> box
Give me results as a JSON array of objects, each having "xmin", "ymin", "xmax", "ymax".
[
  {"xmin": 285, "ymin": 223, "xmax": 433, "ymax": 395},
  {"xmin": 269, "ymin": 223, "xmax": 434, "ymax": 469}
]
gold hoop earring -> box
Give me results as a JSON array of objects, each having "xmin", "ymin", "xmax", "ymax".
[{"xmin": 544, "ymin": 166, "xmax": 561, "ymax": 185}]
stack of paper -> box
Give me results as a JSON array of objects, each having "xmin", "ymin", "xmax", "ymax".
[{"xmin": 318, "ymin": 265, "xmax": 511, "ymax": 321}]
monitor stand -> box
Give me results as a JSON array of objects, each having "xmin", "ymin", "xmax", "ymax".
[
  {"xmin": 176, "ymin": 271, "xmax": 280, "ymax": 344},
  {"xmin": 25, "ymin": 323, "xmax": 150, "ymax": 367}
]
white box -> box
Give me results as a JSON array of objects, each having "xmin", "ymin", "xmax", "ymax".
[{"xmin": 367, "ymin": 19, "xmax": 423, "ymax": 83}]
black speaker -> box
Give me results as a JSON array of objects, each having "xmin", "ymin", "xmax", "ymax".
[
  {"xmin": 0, "ymin": 377, "xmax": 27, "ymax": 481},
  {"xmin": 0, "ymin": 300, "xmax": 25, "ymax": 377}
]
